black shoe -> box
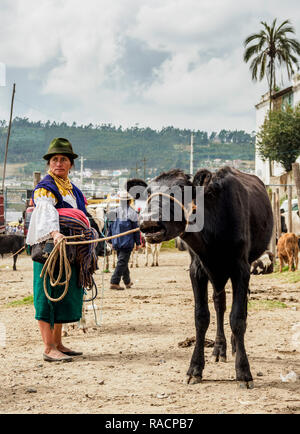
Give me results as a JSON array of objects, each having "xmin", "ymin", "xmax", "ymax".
[
  {"xmin": 43, "ymin": 353, "xmax": 73, "ymax": 362},
  {"xmin": 61, "ymin": 350, "xmax": 83, "ymax": 356}
]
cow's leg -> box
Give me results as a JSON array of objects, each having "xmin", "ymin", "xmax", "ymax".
[
  {"xmin": 286, "ymin": 250, "xmax": 293, "ymax": 271},
  {"xmin": 295, "ymin": 249, "xmax": 299, "ymax": 271},
  {"xmin": 151, "ymin": 246, "xmax": 155, "ymax": 267},
  {"xmin": 145, "ymin": 246, "xmax": 149, "ymax": 266},
  {"xmin": 130, "ymin": 250, "xmax": 134, "ymax": 268},
  {"xmin": 187, "ymin": 260, "xmax": 209, "ymax": 384},
  {"xmin": 279, "ymin": 254, "xmax": 284, "ymax": 272},
  {"xmin": 157, "ymin": 245, "xmax": 161, "ymax": 266},
  {"xmin": 135, "ymin": 248, "xmax": 139, "ymax": 268},
  {"xmin": 230, "ymin": 262, "xmax": 253, "ymax": 388},
  {"xmin": 105, "ymin": 254, "xmax": 110, "ymax": 272},
  {"xmin": 13, "ymin": 254, "xmax": 17, "ymax": 271},
  {"xmin": 212, "ymin": 289, "xmax": 227, "ymax": 362},
  {"xmin": 287, "ymin": 252, "xmax": 294, "ymax": 271}
]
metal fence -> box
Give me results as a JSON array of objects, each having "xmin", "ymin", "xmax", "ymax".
[{"xmin": 3, "ymin": 187, "xmax": 32, "ymax": 222}]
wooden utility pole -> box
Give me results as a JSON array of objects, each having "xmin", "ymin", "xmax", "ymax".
[
  {"xmin": 292, "ymin": 162, "xmax": 300, "ymax": 214},
  {"xmin": 190, "ymin": 133, "xmax": 194, "ymax": 175},
  {"xmin": 1, "ymin": 83, "xmax": 16, "ymax": 193},
  {"xmin": 130, "ymin": 162, "xmax": 141, "ymax": 177},
  {"xmin": 141, "ymin": 157, "xmax": 147, "ymax": 180},
  {"xmin": 271, "ymin": 192, "xmax": 277, "ymax": 261},
  {"xmin": 276, "ymin": 188, "xmax": 281, "ymax": 239},
  {"xmin": 80, "ymin": 156, "xmax": 86, "ymax": 189},
  {"xmin": 287, "ymin": 185, "xmax": 292, "ymax": 233},
  {"xmin": 33, "ymin": 171, "xmax": 41, "ymax": 187}
]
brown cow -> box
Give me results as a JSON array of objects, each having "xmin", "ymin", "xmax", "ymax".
[{"xmin": 277, "ymin": 233, "xmax": 299, "ymax": 272}]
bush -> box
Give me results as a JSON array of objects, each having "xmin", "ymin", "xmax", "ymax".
[{"xmin": 256, "ymin": 103, "xmax": 300, "ymax": 172}]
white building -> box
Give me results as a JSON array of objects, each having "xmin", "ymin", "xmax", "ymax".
[{"xmin": 255, "ymin": 74, "xmax": 300, "ymax": 184}]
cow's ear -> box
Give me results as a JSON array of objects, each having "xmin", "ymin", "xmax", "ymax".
[
  {"xmin": 192, "ymin": 169, "xmax": 212, "ymax": 187},
  {"xmin": 126, "ymin": 178, "xmax": 148, "ymax": 200}
]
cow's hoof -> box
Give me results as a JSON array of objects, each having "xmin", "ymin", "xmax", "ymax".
[
  {"xmin": 238, "ymin": 381, "xmax": 254, "ymax": 389},
  {"xmin": 212, "ymin": 354, "xmax": 226, "ymax": 363},
  {"xmin": 187, "ymin": 375, "xmax": 202, "ymax": 385}
]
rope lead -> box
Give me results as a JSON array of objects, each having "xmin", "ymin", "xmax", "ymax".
[{"xmin": 40, "ymin": 228, "xmax": 140, "ymax": 303}]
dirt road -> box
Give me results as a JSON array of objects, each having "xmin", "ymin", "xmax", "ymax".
[{"xmin": 0, "ymin": 249, "xmax": 299, "ymax": 414}]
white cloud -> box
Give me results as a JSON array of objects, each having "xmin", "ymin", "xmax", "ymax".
[{"xmin": 0, "ymin": 0, "xmax": 299, "ymax": 132}]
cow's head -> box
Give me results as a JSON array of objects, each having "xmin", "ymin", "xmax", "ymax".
[{"xmin": 127, "ymin": 169, "xmax": 209, "ymax": 243}]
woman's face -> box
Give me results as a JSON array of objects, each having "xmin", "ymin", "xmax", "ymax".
[{"xmin": 49, "ymin": 154, "xmax": 72, "ymax": 179}]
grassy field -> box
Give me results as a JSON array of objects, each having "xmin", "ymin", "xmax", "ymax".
[
  {"xmin": 5, "ymin": 295, "xmax": 34, "ymax": 307},
  {"xmin": 248, "ymin": 299, "xmax": 287, "ymax": 311},
  {"xmin": 271, "ymin": 266, "xmax": 300, "ymax": 283},
  {"xmin": 161, "ymin": 239, "xmax": 176, "ymax": 249}
]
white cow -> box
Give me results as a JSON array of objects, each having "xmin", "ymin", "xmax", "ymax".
[
  {"xmin": 111, "ymin": 242, "xmax": 162, "ymax": 268},
  {"xmin": 111, "ymin": 244, "xmax": 141, "ymax": 268},
  {"xmin": 282, "ymin": 211, "xmax": 300, "ymax": 236},
  {"xmin": 250, "ymin": 250, "xmax": 274, "ymax": 275},
  {"xmin": 145, "ymin": 242, "xmax": 162, "ymax": 267},
  {"xmin": 130, "ymin": 244, "xmax": 143, "ymax": 268}
]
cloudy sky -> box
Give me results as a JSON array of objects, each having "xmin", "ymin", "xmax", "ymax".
[{"xmin": 0, "ymin": 0, "xmax": 299, "ymax": 133}]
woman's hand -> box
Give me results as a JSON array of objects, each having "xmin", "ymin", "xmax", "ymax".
[{"xmin": 51, "ymin": 230, "xmax": 64, "ymax": 245}]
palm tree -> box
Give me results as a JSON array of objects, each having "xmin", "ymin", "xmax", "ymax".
[
  {"xmin": 244, "ymin": 19, "xmax": 300, "ymax": 176},
  {"xmin": 243, "ymin": 19, "xmax": 300, "ymax": 111}
]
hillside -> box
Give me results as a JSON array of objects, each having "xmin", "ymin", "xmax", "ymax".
[{"xmin": 0, "ymin": 118, "xmax": 255, "ymax": 177}]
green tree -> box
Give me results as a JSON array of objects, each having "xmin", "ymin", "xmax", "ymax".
[
  {"xmin": 243, "ymin": 19, "xmax": 300, "ymax": 111},
  {"xmin": 256, "ymin": 103, "xmax": 300, "ymax": 172}
]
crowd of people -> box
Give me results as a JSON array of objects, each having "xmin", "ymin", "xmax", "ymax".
[{"xmin": 5, "ymin": 222, "xmax": 24, "ymax": 235}]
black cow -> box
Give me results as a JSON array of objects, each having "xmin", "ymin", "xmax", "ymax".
[
  {"xmin": 250, "ymin": 251, "xmax": 274, "ymax": 275},
  {"xmin": 0, "ymin": 234, "xmax": 25, "ymax": 271},
  {"xmin": 127, "ymin": 167, "xmax": 273, "ymax": 389},
  {"xmin": 175, "ymin": 236, "xmax": 187, "ymax": 251}
]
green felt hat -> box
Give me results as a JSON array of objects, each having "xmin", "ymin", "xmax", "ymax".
[{"xmin": 43, "ymin": 138, "xmax": 78, "ymax": 160}]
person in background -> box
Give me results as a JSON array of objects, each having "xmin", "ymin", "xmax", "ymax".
[{"xmin": 107, "ymin": 191, "xmax": 140, "ymax": 290}]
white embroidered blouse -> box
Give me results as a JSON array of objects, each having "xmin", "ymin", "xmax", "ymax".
[{"xmin": 26, "ymin": 188, "xmax": 78, "ymax": 246}]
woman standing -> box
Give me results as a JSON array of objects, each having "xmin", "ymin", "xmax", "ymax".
[{"xmin": 26, "ymin": 138, "xmax": 97, "ymax": 362}]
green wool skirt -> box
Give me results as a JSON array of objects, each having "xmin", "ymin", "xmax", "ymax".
[{"xmin": 33, "ymin": 261, "xmax": 84, "ymax": 328}]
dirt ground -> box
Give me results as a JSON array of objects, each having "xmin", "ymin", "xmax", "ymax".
[{"xmin": 0, "ymin": 248, "xmax": 299, "ymax": 414}]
